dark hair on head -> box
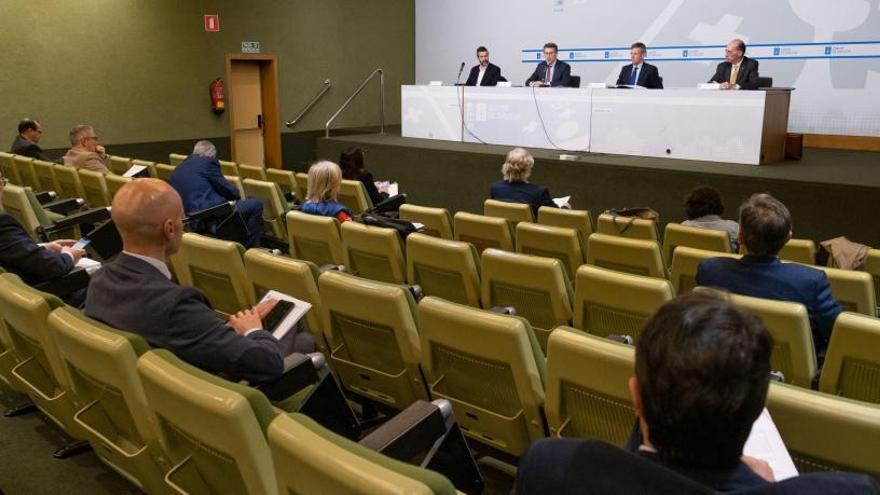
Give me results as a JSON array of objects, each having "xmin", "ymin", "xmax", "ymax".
[
  {"xmin": 684, "ymin": 185, "xmax": 725, "ymax": 219},
  {"xmin": 739, "ymin": 40, "xmax": 747, "ymax": 53},
  {"xmin": 338, "ymin": 146, "xmax": 365, "ymax": 180},
  {"xmin": 631, "ymin": 42, "xmax": 647, "ymax": 53},
  {"xmin": 738, "ymin": 193, "xmax": 791, "ymax": 256},
  {"xmin": 543, "ymin": 42, "xmax": 558, "ymax": 52},
  {"xmin": 636, "ymin": 291, "xmax": 772, "ymax": 469},
  {"xmin": 18, "ymin": 119, "xmax": 39, "ymax": 134},
  {"xmin": 476, "ymin": 46, "xmax": 488, "ymax": 54}
]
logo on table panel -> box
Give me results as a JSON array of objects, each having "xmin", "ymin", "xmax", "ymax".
[
  {"xmin": 824, "ymin": 46, "xmax": 832, "ymax": 55},
  {"xmin": 683, "ymin": 49, "xmax": 689, "ymax": 57},
  {"xmin": 773, "ymin": 47, "xmax": 780, "ymax": 56},
  {"xmin": 536, "ymin": 53, "xmax": 542, "ymax": 60},
  {"xmin": 569, "ymin": 52, "xmax": 575, "ymax": 59},
  {"xmin": 604, "ymin": 51, "xmax": 610, "ymax": 59}
]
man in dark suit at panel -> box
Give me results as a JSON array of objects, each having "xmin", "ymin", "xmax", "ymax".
[
  {"xmin": 465, "ymin": 46, "xmax": 504, "ymax": 87},
  {"xmin": 525, "ymin": 42, "xmax": 572, "ymax": 87},
  {"xmin": 708, "ymin": 38, "xmax": 760, "ymax": 90},
  {"xmin": 616, "ymin": 42, "xmax": 663, "ymax": 89},
  {"xmin": 10, "ymin": 119, "xmax": 52, "ymax": 161}
]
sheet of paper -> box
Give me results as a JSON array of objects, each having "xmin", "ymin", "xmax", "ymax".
[
  {"xmin": 387, "ymin": 182, "xmax": 399, "ymax": 196},
  {"xmin": 122, "ymin": 165, "xmax": 147, "ymax": 178},
  {"xmin": 698, "ymin": 83, "xmax": 722, "ymax": 90},
  {"xmin": 742, "ymin": 408, "xmax": 799, "ymax": 481},
  {"xmin": 552, "ymin": 195, "xmax": 570, "ymax": 208},
  {"xmin": 75, "ymin": 257, "xmax": 102, "ymax": 275},
  {"xmin": 259, "ymin": 290, "xmax": 312, "ymax": 340}
]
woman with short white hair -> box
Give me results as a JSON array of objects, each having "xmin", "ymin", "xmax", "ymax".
[
  {"xmin": 299, "ymin": 160, "xmax": 353, "ymax": 223},
  {"xmin": 490, "ymin": 147, "xmax": 569, "ymax": 213}
]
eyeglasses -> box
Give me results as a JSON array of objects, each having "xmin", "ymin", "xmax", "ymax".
[{"xmin": 0, "ymin": 177, "xmax": 8, "ymax": 187}]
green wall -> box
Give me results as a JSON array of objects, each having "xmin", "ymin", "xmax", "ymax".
[{"xmin": 0, "ymin": 0, "xmax": 414, "ymax": 151}]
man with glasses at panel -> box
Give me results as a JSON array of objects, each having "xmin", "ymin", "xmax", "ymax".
[
  {"xmin": 526, "ymin": 42, "xmax": 572, "ymax": 87},
  {"xmin": 708, "ymin": 39, "xmax": 760, "ymax": 90},
  {"xmin": 63, "ymin": 124, "xmax": 111, "ymax": 174},
  {"xmin": 10, "ymin": 118, "xmax": 52, "ymax": 161}
]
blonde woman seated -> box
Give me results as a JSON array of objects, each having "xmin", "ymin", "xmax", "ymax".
[
  {"xmin": 300, "ymin": 160, "xmax": 353, "ymax": 223},
  {"xmin": 490, "ymin": 147, "xmax": 569, "ymax": 213}
]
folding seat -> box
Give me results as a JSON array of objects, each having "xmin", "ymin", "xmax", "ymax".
[
  {"xmin": 131, "ymin": 159, "xmax": 158, "ymax": 178},
  {"xmin": 225, "ymin": 175, "xmax": 246, "ymax": 198},
  {"xmin": 319, "ymin": 271, "xmax": 428, "ymax": 410},
  {"xmin": 286, "ymin": 211, "xmax": 345, "ymax": 267},
  {"xmin": 544, "ymin": 327, "xmax": 635, "ymax": 446},
  {"xmin": 406, "ymin": 233, "xmax": 481, "ymax": 307},
  {"xmin": 483, "ymin": 198, "xmax": 534, "ymax": 225},
  {"xmin": 669, "ymin": 246, "xmax": 740, "ymax": 294},
  {"xmin": 294, "ymin": 172, "xmax": 309, "ymax": 203},
  {"xmin": 537, "ymin": 206, "xmax": 594, "ymax": 251},
  {"xmin": 516, "ymin": 222, "xmax": 584, "ymax": 279},
  {"xmin": 78, "ymin": 169, "xmax": 111, "ymax": 208},
  {"xmin": 168, "ymin": 153, "xmax": 187, "ymax": 166},
  {"xmin": 154, "ymin": 163, "xmax": 176, "ymax": 182},
  {"xmin": 596, "ymin": 212, "xmax": 659, "ymax": 243},
  {"xmin": 812, "ymin": 265, "xmax": 876, "ymax": 316},
  {"xmin": 341, "ymin": 221, "xmax": 407, "ymax": 284},
  {"xmin": 12, "ymin": 155, "xmax": 39, "ymax": 190},
  {"xmin": 418, "ymin": 296, "xmax": 546, "ymax": 456},
  {"xmin": 108, "ymin": 155, "xmax": 132, "ymax": 175},
  {"xmin": 53, "ymin": 164, "xmax": 87, "ymax": 200},
  {"xmin": 265, "ymin": 168, "xmax": 297, "ymax": 198},
  {"xmin": 219, "ymin": 159, "xmax": 239, "ymax": 177},
  {"xmin": 453, "ymin": 211, "xmax": 514, "ymax": 254},
  {"xmin": 399, "ymin": 204, "xmax": 453, "ymax": 239},
  {"xmin": 171, "ymin": 233, "xmax": 254, "ymax": 317},
  {"xmin": 0, "ymin": 151, "xmax": 22, "ymax": 184},
  {"xmin": 573, "ymin": 265, "xmax": 673, "ymax": 341},
  {"xmin": 238, "ymin": 163, "xmax": 268, "ymax": 181},
  {"xmin": 586, "ymin": 233, "xmax": 666, "ymax": 278},
  {"xmin": 819, "ymin": 312, "xmax": 880, "ymax": 404},
  {"xmin": 106, "ymin": 174, "xmax": 133, "ymax": 200},
  {"xmin": 481, "ymin": 248, "xmax": 572, "ymax": 352},
  {"xmin": 1, "ymin": 184, "xmax": 45, "ymax": 239},
  {"xmin": 339, "ymin": 179, "xmax": 373, "ymax": 214},
  {"xmin": 242, "ymin": 178, "xmax": 288, "ymax": 242},
  {"xmin": 32, "ymin": 159, "xmax": 60, "ymax": 193},
  {"xmin": 661, "ymin": 222, "xmax": 731, "ymax": 266},
  {"xmin": 778, "ymin": 238, "xmax": 816, "ymax": 264},
  {"xmin": 865, "ymin": 249, "xmax": 880, "ymax": 314},
  {"xmin": 0, "ymin": 293, "xmax": 27, "ymax": 396}
]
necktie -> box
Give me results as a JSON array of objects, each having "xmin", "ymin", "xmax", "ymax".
[
  {"xmin": 630, "ymin": 66, "xmax": 639, "ymax": 85},
  {"xmin": 545, "ymin": 65, "xmax": 553, "ymax": 83},
  {"xmin": 729, "ymin": 64, "xmax": 739, "ymax": 85}
]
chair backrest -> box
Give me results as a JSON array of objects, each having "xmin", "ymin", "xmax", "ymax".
[
  {"xmin": 516, "ymin": 222, "xmax": 585, "ymax": 279},
  {"xmin": 399, "ymin": 204, "xmax": 454, "ymax": 239},
  {"xmin": 569, "ymin": 75, "xmax": 582, "ymax": 88},
  {"xmin": 418, "ymin": 296, "xmax": 546, "ymax": 456},
  {"xmin": 453, "ymin": 211, "xmax": 514, "ymax": 254},
  {"xmin": 767, "ymin": 382, "xmax": 880, "ymax": 479},
  {"xmin": 483, "ymin": 199, "xmax": 534, "ymax": 225},
  {"xmin": 225, "ymin": 175, "xmax": 246, "ymax": 198},
  {"xmin": 53, "ymin": 164, "xmax": 86, "ymax": 199},
  {"xmin": 662, "ymin": 222, "xmax": 731, "ymax": 266},
  {"xmin": 819, "ymin": 312, "xmax": 880, "ymax": 404},
  {"xmin": 238, "ymin": 163, "xmax": 268, "ymax": 181},
  {"xmin": 596, "ymin": 212, "xmax": 659, "ymax": 243},
  {"xmin": 244, "ymin": 249, "xmax": 328, "ymax": 354},
  {"xmin": 537, "ymin": 206, "xmax": 593, "ymax": 251},
  {"xmin": 757, "ymin": 76, "xmax": 773, "ymax": 88},
  {"xmin": 265, "ymin": 168, "xmax": 296, "ymax": 197},
  {"xmin": 219, "ymin": 160, "xmax": 239, "ymax": 177},
  {"xmin": 109, "ymin": 155, "xmax": 132, "ymax": 175},
  {"xmin": 131, "ymin": 159, "xmax": 157, "ymax": 178},
  {"xmin": 544, "ymin": 327, "xmax": 635, "ymax": 446},
  {"xmin": 12, "ymin": 155, "xmax": 38, "ymax": 190},
  {"xmin": 0, "ymin": 152, "xmax": 21, "ymax": 185},
  {"xmin": 242, "ymin": 178, "xmax": 288, "ymax": 241},
  {"xmin": 586, "ymin": 233, "xmax": 666, "ymax": 278},
  {"xmin": 318, "ymin": 271, "xmax": 427, "ymax": 410},
  {"xmin": 1, "ymin": 184, "xmax": 42, "ymax": 238},
  {"xmin": 78, "ymin": 168, "xmax": 111, "ymax": 208},
  {"xmin": 106, "ymin": 174, "xmax": 133, "ymax": 199},
  {"xmin": 812, "ymin": 265, "xmax": 876, "ymax": 316},
  {"xmin": 573, "ymin": 265, "xmax": 674, "ymax": 341},
  {"xmin": 406, "ymin": 233, "xmax": 481, "ymax": 307},
  {"xmin": 168, "ymin": 153, "xmax": 187, "ymax": 166},
  {"xmin": 778, "ymin": 238, "xmax": 816, "ymax": 265},
  {"xmin": 154, "ymin": 163, "xmax": 176, "ymax": 182},
  {"xmin": 286, "ymin": 211, "xmax": 345, "ymax": 267},
  {"xmin": 481, "ymin": 248, "xmax": 572, "ymax": 353},
  {"xmin": 339, "ymin": 179, "xmax": 373, "ymax": 214},
  {"xmin": 340, "ymin": 221, "xmax": 407, "ymax": 284},
  {"xmin": 669, "ymin": 246, "xmax": 741, "ymax": 294},
  {"xmin": 294, "ymin": 172, "xmax": 309, "ymax": 203},
  {"xmin": 268, "ymin": 413, "xmax": 456, "ymax": 495},
  {"xmin": 865, "ymin": 249, "xmax": 880, "ymax": 313},
  {"xmin": 32, "ymin": 159, "xmax": 60, "ymax": 193},
  {"xmin": 137, "ymin": 349, "xmax": 278, "ymax": 495},
  {"xmin": 174, "ymin": 233, "xmax": 254, "ymax": 317}
]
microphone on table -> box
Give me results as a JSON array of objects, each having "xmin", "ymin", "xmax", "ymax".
[{"xmin": 455, "ymin": 62, "xmax": 466, "ymax": 85}]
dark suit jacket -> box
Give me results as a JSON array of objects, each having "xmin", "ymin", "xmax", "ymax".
[
  {"xmin": 10, "ymin": 135, "xmax": 51, "ymax": 161},
  {"xmin": 465, "ymin": 63, "xmax": 503, "ymax": 86},
  {"xmin": 84, "ymin": 253, "xmax": 284, "ymax": 384},
  {"xmin": 696, "ymin": 255, "xmax": 842, "ymax": 359},
  {"xmin": 169, "ymin": 154, "xmax": 241, "ymax": 214},
  {"xmin": 709, "ymin": 56, "xmax": 760, "ymax": 90},
  {"xmin": 0, "ymin": 213, "xmax": 73, "ymax": 285},
  {"xmin": 355, "ymin": 170, "xmax": 388, "ymax": 205},
  {"xmin": 525, "ymin": 60, "xmax": 572, "ymax": 87},
  {"xmin": 616, "ymin": 62, "xmax": 664, "ymax": 89},
  {"xmin": 490, "ymin": 180, "xmax": 556, "ymax": 215}
]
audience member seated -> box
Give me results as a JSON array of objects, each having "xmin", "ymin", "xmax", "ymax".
[
  {"xmin": 169, "ymin": 140, "xmax": 264, "ymax": 248},
  {"xmin": 516, "ymin": 292, "xmax": 878, "ymax": 494},
  {"xmin": 490, "ymin": 147, "xmax": 569, "ymax": 214},
  {"xmin": 63, "ymin": 124, "xmax": 111, "ymax": 174},
  {"xmin": 696, "ymin": 193, "xmax": 841, "ymax": 361},
  {"xmin": 10, "ymin": 118, "xmax": 51, "ymax": 161},
  {"xmin": 300, "ymin": 160, "xmax": 353, "ymax": 223},
  {"xmin": 84, "ymin": 179, "xmax": 314, "ymax": 384},
  {"xmin": 682, "ymin": 185, "xmax": 739, "ymax": 251},
  {"xmin": 339, "ymin": 146, "xmax": 388, "ymax": 205}
]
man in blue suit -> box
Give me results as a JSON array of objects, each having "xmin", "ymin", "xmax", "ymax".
[
  {"xmin": 696, "ymin": 193, "xmax": 841, "ymax": 361},
  {"xmin": 169, "ymin": 140, "xmax": 263, "ymax": 248},
  {"xmin": 525, "ymin": 42, "xmax": 572, "ymax": 87},
  {"xmin": 616, "ymin": 42, "xmax": 663, "ymax": 89}
]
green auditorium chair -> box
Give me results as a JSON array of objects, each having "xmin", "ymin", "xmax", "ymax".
[
  {"xmin": 819, "ymin": 312, "xmax": 880, "ymax": 404},
  {"xmin": 286, "ymin": 211, "xmax": 346, "ymax": 268},
  {"xmin": 778, "ymin": 238, "xmax": 817, "ymax": 265},
  {"xmin": 238, "ymin": 163, "xmax": 268, "ymax": 181},
  {"xmin": 109, "ymin": 155, "xmax": 132, "ymax": 175},
  {"xmin": 0, "ymin": 291, "xmax": 28, "ymax": 396},
  {"xmin": 537, "ymin": 206, "xmax": 594, "ymax": 252},
  {"xmin": 516, "ymin": 222, "xmax": 585, "ymax": 279},
  {"xmin": 12, "ymin": 155, "xmax": 39, "ymax": 190},
  {"xmin": 168, "ymin": 153, "xmax": 187, "ymax": 166},
  {"xmin": 341, "ymin": 221, "xmax": 407, "ymax": 284},
  {"xmin": 339, "ymin": 179, "xmax": 373, "ymax": 215},
  {"xmin": 669, "ymin": 246, "xmax": 741, "ymax": 294},
  {"xmin": 661, "ymin": 222, "xmax": 731, "ymax": 267},
  {"xmin": 265, "ymin": 168, "xmax": 297, "ymax": 199},
  {"xmin": 77, "ymin": 169, "xmax": 112, "ymax": 208},
  {"xmin": 131, "ymin": 159, "xmax": 158, "ymax": 178},
  {"xmin": 866, "ymin": 249, "xmax": 880, "ymax": 315},
  {"xmin": 0, "ymin": 151, "xmax": 22, "ymax": 185},
  {"xmin": 294, "ymin": 172, "xmax": 309, "ymax": 204},
  {"xmin": 242, "ymin": 178, "xmax": 289, "ymax": 243},
  {"xmin": 32, "ymin": 159, "xmax": 60, "ymax": 193},
  {"xmin": 53, "ymin": 164, "xmax": 87, "ymax": 200},
  {"xmin": 225, "ymin": 175, "xmax": 246, "ymax": 198},
  {"xmin": 586, "ymin": 233, "xmax": 666, "ymax": 278},
  {"xmin": 812, "ymin": 265, "xmax": 876, "ymax": 316},
  {"xmin": 219, "ymin": 160, "xmax": 239, "ymax": 177},
  {"xmin": 399, "ymin": 204, "xmax": 454, "ymax": 239},
  {"xmin": 483, "ymin": 198, "xmax": 534, "ymax": 226},
  {"xmin": 106, "ymin": 174, "xmax": 133, "ymax": 200},
  {"xmin": 453, "ymin": 211, "xmax": 514, "ymax": 254},
  {"xmin": 406, "ymin": 233, "xmax": 481, "ymax": 307},
  {"xmin": 154, "ymin": 163, "xmax": 176, "ymax": 182},
  {"xmin": 596, "ymin": 212, "xmax": 660, "ymax": 243}
]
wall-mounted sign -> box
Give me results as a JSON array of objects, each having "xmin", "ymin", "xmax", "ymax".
[
  {"xmin": 204, "ymin": 14, "xmax": 220, "ymax": 32},
  {"xmin": 241, "ymin": 41, "xmax": 261, "ymax": 54}
]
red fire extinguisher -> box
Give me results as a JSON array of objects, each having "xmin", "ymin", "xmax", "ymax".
[{"xmin": 210, "ymin": 78, "xmax": 225, "ymax": 114}]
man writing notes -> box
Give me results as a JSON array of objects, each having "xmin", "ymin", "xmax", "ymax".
[
  {"xmin": 616, "ymin": 42, "xmax": 663, "ymax": 89},
  {"xmin": 465, "ymin": 46, "xmax": 504, "ymax": 86},
  {"xmin": 709, "ymin": 39, "xmax": 760, "ymax": 90},
  {"xmin": 526, "ymin": 42, "xmax": 572, "ymax": 87}
]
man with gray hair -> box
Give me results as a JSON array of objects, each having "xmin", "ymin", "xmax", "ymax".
[
  {"xmin": 169, "ymin": 140, "xmax": 264, "ymax": 248},
  {"xmin": 63, "ymin": 124, "xmax": 111, "ymax": 174}
]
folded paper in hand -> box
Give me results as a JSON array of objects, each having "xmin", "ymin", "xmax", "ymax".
[
  {"xmin": 259, "ymin": 290, "xmax": 312, "ymax": 340},
  {"xmin": 122, "ymin": 165, "xmax": 148, "ymax": 178},
  {"xmin": 553, "ymin": 195, "xmax": 571, "ymax": 208},
  {"xmin": 742, "ymin": 408, "xmax": 799, "ymax": 481}
]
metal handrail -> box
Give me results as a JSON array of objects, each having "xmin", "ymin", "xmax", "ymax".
[
  {"xmin": 285, "ymin": 79, "xmax": 331, "ymax": 128},
  {"xmin": 325, "ymin": 68, "xmax": 385, "ymax": 138}
]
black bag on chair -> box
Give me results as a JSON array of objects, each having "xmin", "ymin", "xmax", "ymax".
[{"xmin": 359, "ymin": 212, "xmax": 423, "ymax": 239}]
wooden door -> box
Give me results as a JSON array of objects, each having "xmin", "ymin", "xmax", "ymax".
[{"xmin": 226, "ymin": 54, "xmax": 282, "ymax": 168}]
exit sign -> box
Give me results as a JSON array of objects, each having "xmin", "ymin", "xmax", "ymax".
[
  {"xmin": 204, "ymin": 14, "xmax": 220, "ymax": 32},
  {"xmin": 241, "ymin": 41, "xmax": 261, "ymax": 53}
]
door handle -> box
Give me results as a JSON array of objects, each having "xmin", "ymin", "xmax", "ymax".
[{"xmin": 257, "ymin": 114, "xmax": 263, "ymax": 129}]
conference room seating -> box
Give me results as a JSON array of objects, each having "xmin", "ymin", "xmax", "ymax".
[
  {"xmin": 544, "ymin": 327, "xmax": 635, "ymax": 446},
  {"xmin": 758, "ymin": 76, "xmax": 773, "ymax": 88},
  {"xmin": 238, "ymin": 163, "xmax": 268, "ymax": 181},
  {"xmin": 767, "ymin": 382, "xmax": 880, "ymax": 479},
  {"xmin": 242, "ymin": 178, "xmax": 288, "ymax": 242},
  {"xmin": 168, "ymin": 153, "xmax": 187, "ymax": 166},
  {"xmin": 77, "ymin": 169, "xmax": 111, "ymax": 208},
  {"xmin": 171, "ymin": 233, "xmax": 255, "ymax": 317},
  {"xmin": 0, "ymin": 184, "xmax": 53, "ymax": 240},
  {"xmin": 265, "ymin": 168, "xmax": 297, "ymax": 198},
  {"xmin": 481, "ymin": 248, "xmax": 573, "ymax": 353},
  {"xmin": 865, "ymin": 249, "xmax": 880, "ymax": 312},
  {"xmin": 453, "ymin": 211, "xmax": 514, "ymax": 254},
  {"xmin": 53, "ymin": 164, "xmax": 87, "ymax": 200},
  {"xmin": 105, "ymin": 174, "xmax": 132, "ymax": 199},
  {"xmin": 661, "ymin": 222, "xmax": 731, "ymax": 265},
  {"xmin": 131, "ymin": 159, "xmax": 158, "ymax": 178},
  {"xmin": 108, "ymin": 155, "xmax": 132, "ymax": 176},
  {"xmin": 515, "ymin": 222, "xmax": 585, "ymax": 279},
  {"xmin": 219, "ymin": 159, "xmax": 239, "ymax": 177},
  {"xmin": 32, "ymin": 159, "xmax": 60, "ymax": 193},
  {"xmin": 406, "ymin": 233, "xmax": 481, "ymax": 307},
  {"xmin": 0, "ymin": 298, "xmax": 27, "ymax": 396},
  {"xmin": 12, "ymin": 155, "xmax": 39, "ymax": 190},
  {"xmin": 340, "ymin": 221, "xmax": 407, "ymax": 284},
  {"xmin": 294, "ymin": 172, "xmax": 309, "ymax": 203},
  {"xmin": 573, "ymin": 265, "xmax": 674, "ymax": 341},
  {"xmin": 154, "ymin": 163, "xmax": 176, "ymax": 182},
  {"xmin": 813, "ymin": 265, "xmax": 876, "ymax": 316},
  {"xmin": 225, "ymin": 175, "xmax": 246, "ymax": 198},
  {"xmin": 596, "ymin": 212, "xmax": 660, "ymax": 243},
  {"xmin": 669, "ymin": 246, "xmax": 741, "ymax": 294},
  {"xmin": 137, "ymin": 349, "xmax": 278, "ymax": 495},
  {"xmin": 537, "ymin": 206, "xmax": 594, "ymax": 251},
  {"xmin": 819, "ymin": 312, "xmax": 880, "ymax": 404},
  {"xmin": 778, "ymin": 238, "xmax": 817, "ymax": 265},
  {"xmin": 483, "ymin": 198, "xmax": 534, "ymax": 225},
  {"xmin": 399, "ymin": 204, "xmax": 454, "ymax": 239},
  {"xmin": 587, "ymin": 233, "xmax": 667, "ymax": 278},
  {"xmin": 418, "ymin": 296, "xmax": 546, "ymax": 456},
  {"xmin": 0, "ymin": 151, "xmax": 22, "ymax": 185},
  {"xmin": 338, "ymin": 179, "xmax": 373, "ymax": 215},
  {"xmin": 49, "ymin": 307, "xmax": 167, "ymax": 494},
  {"xmin": 286, "ymin": 211, "xmax": 346, "ymax": 267},
  {"xmin": 318, "ymin": 270, "xmax": 428, "ymax": 410}
]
